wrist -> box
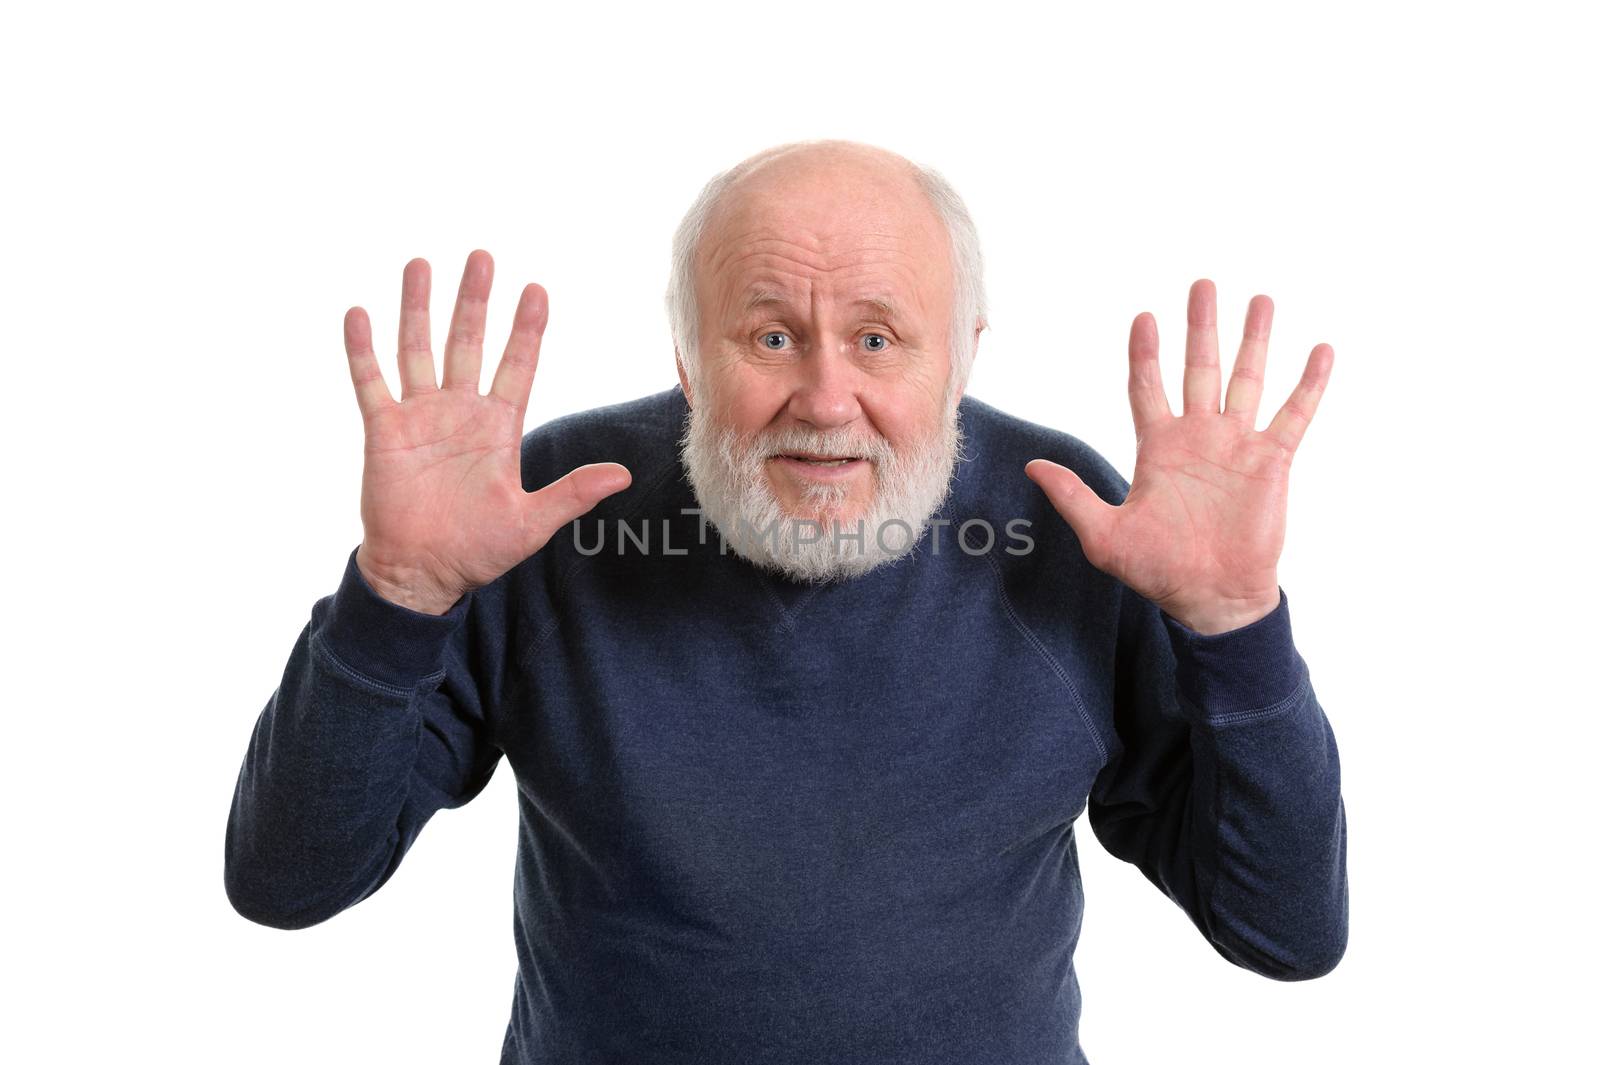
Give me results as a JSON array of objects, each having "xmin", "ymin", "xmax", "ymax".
[
  {"xmin": 319, "ymin": 546, "xmax": 470, "ymax": 688},
  {"xmin": 1159, "ymin": 587, "xmax": 1306, "ymax": 723},
  {"xmin": 355, "ymin": 544, "xmax": 465, "ymax": 616},
  {"xmin": 1162, "ymin": 587, "xmax": 1282, "ymax": 636}
]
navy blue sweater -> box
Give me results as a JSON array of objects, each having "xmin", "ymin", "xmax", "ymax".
[{"xmin": 225, "ymin": 385, "xmax": 1347, "ymax": 1064}]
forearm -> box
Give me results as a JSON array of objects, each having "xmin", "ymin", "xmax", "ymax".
[
  {"xmin": 223, "ymin": 548, "xmax": 469, "ymax": 929},
  {"xmin": 1164, "ymin": 593, "xmax": 1349, "ymax": 980}
]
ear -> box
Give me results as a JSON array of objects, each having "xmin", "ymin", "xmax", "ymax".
[
  {"xmin": 956, "ymin": 319, "xmax": 985, "ymax": 406},
  {"xmin": 674, "ymin": 347, "xmax": 694, "ymax": 409}
]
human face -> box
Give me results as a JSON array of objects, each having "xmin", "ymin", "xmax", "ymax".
[{"xmin": 682, "ymin": 154, "xmax": 959, "ymax": 529}]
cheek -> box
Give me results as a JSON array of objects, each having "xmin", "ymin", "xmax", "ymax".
[
  {"xmin": 866, "ymin": 389, "xmax": 946, "ymax": 447},
  {"xmin": 710, "ymin": 367, "xmax": 789, "ymax": 433}
]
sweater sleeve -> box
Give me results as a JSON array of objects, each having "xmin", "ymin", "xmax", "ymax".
[
  {"xmin": 1085, "ymin": 583, "xmax": 1349, "ymax": 980},
  {"xmin": 224, "ymin": 546, "xmax": 504, "ymax": 930}
]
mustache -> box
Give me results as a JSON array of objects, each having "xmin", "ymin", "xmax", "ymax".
[{"xmin": 740, "ymin": 426, "xmax": 896, "ymax": 462}]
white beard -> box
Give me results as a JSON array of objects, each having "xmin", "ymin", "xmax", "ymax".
[{"xmin": 679, "ymin": 389, "xmax": 965, "ymax": 583}]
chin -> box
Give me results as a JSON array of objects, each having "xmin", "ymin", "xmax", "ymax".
[
  {"xmin": 783, "ymin": 505, "xmax": 869, "ymax": 534},
  {"xmin": 770, "ymin": 489, "xmax": 869, "ymax": 527}
]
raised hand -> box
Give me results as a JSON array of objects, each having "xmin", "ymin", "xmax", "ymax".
[
  {"xmin": 343, "ymin": 250, "xmax": 631, "ymax": 615},
  {"xmin": 1025, "ymin": 280, "xmax": 1333, "ymax": 635}
]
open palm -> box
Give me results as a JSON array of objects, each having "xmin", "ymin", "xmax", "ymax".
[
  {"xmin": 344, "ymin": 251, "xmax": 631, "ymax": 615},
  {"xmin": 1027, "ymin": 280, "xmax": 1332, "ymax": 635}
]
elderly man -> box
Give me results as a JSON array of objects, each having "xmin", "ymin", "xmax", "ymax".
[{"xmin": 225, "ymin": 139, "xmax": 1347, "ymax": 1064}]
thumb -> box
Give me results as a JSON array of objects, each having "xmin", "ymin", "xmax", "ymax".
[
  {"xmin": 1024, "ymin": 459, "xmax": 1116, "ymax": 563},
  {"xmin": 519, "ymin": 462, "xmax": 633, "ymax": 555}
]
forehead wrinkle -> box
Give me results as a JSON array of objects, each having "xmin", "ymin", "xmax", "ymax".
[
  {"xmin": 704, "ymin": 231, "xmax": 929, "ymax": 283},
  {"xmin": 701, "ymin": 222, "xmax": 944, "ymax": 334},
  {"xmin": 714, "ymin": 249, "xmax": 929, "ymax": 301}
]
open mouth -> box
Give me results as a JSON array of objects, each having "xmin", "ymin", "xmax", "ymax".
[
  {"xmin": 769, "ymin": 452, "xmax": 868, "ymax": 476},
  {"xmin": 779, "ymin": 453, "xmax": 859, "ymax": 467},
  {"xmin": 771, "ymin": 447, "xmax": 864, "ymax": 463}
]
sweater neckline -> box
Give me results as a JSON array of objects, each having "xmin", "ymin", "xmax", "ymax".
[{"xmin": 750, "ymin": 567, "xmax": 827, "ymax": 631}]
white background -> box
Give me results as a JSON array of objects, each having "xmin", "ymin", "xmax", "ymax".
[{"xmin": 4, "ymin": 1, "xmax": 1595, "ymax": 1062}]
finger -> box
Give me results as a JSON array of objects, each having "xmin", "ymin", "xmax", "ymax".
[
  {"xmin": 518, "ymin": 462, "xmax": 633, "ymax": 556},
  {"xmin": 442, "ymin": 249, "xmax": 493, "ymax": 391},
  {"xmin": 343, "ymin": 307, "xmax": 396, "ymax": 418},
  {"xmin": 1024, "ymin": 459, "xmax": 1117, "ymax": 567},
  {"xmin": 489, "ymin": 283, "xmax": 549, "ymax": 413},
  {"xmin": 1182, "ymin": 279, "xmax": 1221, "ymax": 415},
  {"xmin": 398, "ymin": 257, "xmax": 438, "ymax": 398},
  {"xmin": 1224, "ymin": 294, "xmax": 1274, "ymax": 427},
  {"xmin": 1127, "ymin": 311, "xmax": 1170, "ymax": 435},
  {"xmin": 1264, "ymin": 343, "xmax": 1334, "ymax": 453}
]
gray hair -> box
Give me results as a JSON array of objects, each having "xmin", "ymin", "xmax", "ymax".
[{"xmin": 666, "ymin": 140, "xmax": 987, "ymax": 403}]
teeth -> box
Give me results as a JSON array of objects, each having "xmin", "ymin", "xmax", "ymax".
[{"xmin": 795, "ymin": 457, "xmax": 850, "ymax": 466}]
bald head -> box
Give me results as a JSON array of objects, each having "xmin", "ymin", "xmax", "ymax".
[
  {"xmin": 705, "ymin": 141, "xmax": 931, "ymax": 232},
  {"xmin": 725, "ymin": 138, "xmax": 918, "ymax": 173},
  {"xmin": 697, "ymin": 144, "xmax": 948, "ymax": 333}
]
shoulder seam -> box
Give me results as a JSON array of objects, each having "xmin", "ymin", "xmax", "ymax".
[{"xmin": 981, "ymin": 550, "xmax": 1110, "ymax": 762}]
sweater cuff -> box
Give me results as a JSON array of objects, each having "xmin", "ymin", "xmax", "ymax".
[
  {"xmin": 315, "ymin": 545, "xmax": 471, "ymax": 689},
  {"xmin": 1159, "ymin": 587, "xmax": 1307, "ymax": 722}
]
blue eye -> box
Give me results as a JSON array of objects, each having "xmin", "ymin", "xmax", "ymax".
[
  {"xmin": 862, "ymin": 334, "xmax": 888, "ymax": 352},
  {"xmin": 760, "ymin": 332, "xmax": 789, "ymax": 350}
]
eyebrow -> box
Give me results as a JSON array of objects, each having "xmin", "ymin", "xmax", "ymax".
[{"xmin": 739, "ymin": 290, "xmax": 901, "ymax": 320}]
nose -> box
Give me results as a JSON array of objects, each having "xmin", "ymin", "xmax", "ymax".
[{"xmin": 784, "ymin": 343, "xmax": 863, "ymax": 431}]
